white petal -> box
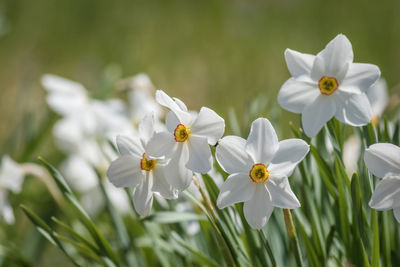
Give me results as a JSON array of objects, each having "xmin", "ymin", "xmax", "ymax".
[
  {"xmin": 0, "ymin": 156, "xmax": 24, "ymax": 193},
  {"xmin": 366, "ymin": 79, "xmax": 388, "ymax": 117},
  {"xmin": 364, "ymin": 143, "xmax": 400, "ymax": 178},
  {"xmin": 166, "ymin": 111, "xmax": 180, "ymax": 133},
  {"xmin": 394, "ymin": 208, "xmax": 400, "ymax": 223},
  {"xmin": 246, "ymin": 118, "xmax": 279, "ymax": 164},
  {"xmin": 60, "ymin": 156, "xmax": 98, "ymax": 192},
  {"xmin": 342, "ymin": 63, "xmax": 381, "ymax": 92},
  {"xmin": 216, "ymin": 136, "xmax": 253, "ymax": 174},
  {"xmin": 190, "ymin": 107, "xmax": 225, "ymax": 145},
  {"xmin": 116, "ymin": 135, "xmax": 144, "ymax": 157},
  {"xmin": 164, "ymin": 144, "xmax": 193, "ymax": 191},
  {"xmin": 152, "ymin": 166, "xmax": 178, "ymax": 199},
  {"xmin": 155, "ymin": 90, "xmax": 192, "ymax": 125},
  {"xmin": 186, "ymin": 135, "xmax": 213, "ymax": 173},
  {"xmin": 243, "ymin": 184, "xmax": 273, "ymax": 229},
  {"xmin": 302, "ymin": 95, "xmax": 336, "ymax": 137},
  {"xmin": 284, "ymin": 49, "xmax": 315, "ymax": 77},
  {"xmin": 334, "ymin": 92, "xmax": 372, "ymax": 126},
  {"xmin": 267, "ymin": 177, "xmax": 300, "ymax": 209},
  {"xmin": 217, "ymin": 173, "xmax": 255, "ymax": 209},
  {"xmin": 369, "ymin": 175, "xmax": 400, "ymax": 210},
  {"xmin": 42, "ymin": 74, "xmax": 88, "ymax": 116},
  {"xmin": 268, "ymin": 139, "xmax": 310, "ymax": 177},
  {"xmin": 173, "ymin": 97, "xmax": 188, "ymax": 111},
  {"xmin": 145, "ymin": 132, "xmax": 177, "ymax": 158},
  {"xmin": 139, "ymin": 113, "xmax": 155, "ymax": 144},
  {"xmin": 278, "ymin": 77, "xmax": 320, "ymax": 113},
  {"xmin": 315, "ymin": 34, "xmax": 353, "ymax": 79},
  {"xmin": 107, "ymin": 155, "xmax": 143, "ymax": 188},
  {"xmin": 133, "ymin": 174, "xmax": 153, "ymax": 216}
]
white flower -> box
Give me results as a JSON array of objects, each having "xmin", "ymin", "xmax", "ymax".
[
  {"xmin": 342, "ymin": 135, "xmax": 362, "ymax": 176},
  {"xmin": 216, "ymin": 118, "xmax": 309, "ymax": 229},
  {"xmin": 366, "ymin": 78, "xmax": 388, "ymax": 126},
  {"xmin": 278, "ymin": 34, "xmax": 381, "ymax": 137},
  {"xmin": 125, "ymin": 73, "xmax": 163, "ymax": 124},
  {"xmin": 146, "ymin": 90, "xmax": 225, "ymax": 191},
  {"xmin": 107, "ymin": 114, "xmax": 179, "ymax": 216},
  {"xmin": 0, "ymin": 156, "xmax": 25, "ymax": 224},
  {"xmin": 42, "ymin": 74, "xmax": 135, "ymax": 191},
  {"xmin": 364, "ymin": 143, "xmax": 400, "ymax": 223}
]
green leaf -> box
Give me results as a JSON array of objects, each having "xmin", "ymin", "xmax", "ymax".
[
  {"xmin": 20, "ymin": 205, "xmax": 80, "ymax": 266},
  {"xmin": 171, "ymin": 232, "xmax": 220, "ymax": 267},
  {"xmin": 143, "ymin": 212, "xmax": 206, "ymax": 223},
  {"xmin": 310, "ymin": 145, "xmax": 337, "ymax": 198}
]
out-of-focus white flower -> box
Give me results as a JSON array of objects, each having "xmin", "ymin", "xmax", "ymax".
[
  {"xmin": 342, "ymin": 135, "xmax": 362, "ymax": 176},
  {"xmin": 216, "ymin": 118, "xmax": 309, "ymax": 229},
  {"xmin": 366, "ymin": 78, "xmax": 389, "ymax": 126},
  {"xmin": 125, "ymin": 73, "xmax": 163, "ymax": 124},
  {"xmin": 364, "ymin": 143, "xmax": 400, "ymax": 223},
  {"xmin": 278, "ymin": 34, "xmax": 381, "ymax": 137},
  {"xmin": 146, "ymin": 90, "xmax": 225, "ymax": 192},
  {"xmin": 42, "ymin": 74, "xmax": 135, "ymax": 192},
  {"xmin": 107, "ymin": 114, "xmax": 179, "ymax": 216},
  {"xmin": 0, "ymin": 156, "xmax": 25, "ymax": 224}
]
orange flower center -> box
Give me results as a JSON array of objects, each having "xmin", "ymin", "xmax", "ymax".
[
  {"xmin": 318, "ymin": 76, "xmax": 338, "ymax": 95},
  {"xmin": 249, "ymin": 164, "xmax": 269, "ymax": 183},
  {"xmin": 140, "ymin": 153, "xmax": 156, "ymax": 171},
  {"xmin": 174, "ymin": 124, "xmax": 190, "ymax": 142}
]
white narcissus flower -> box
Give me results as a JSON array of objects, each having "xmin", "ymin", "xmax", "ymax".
[
  {"xmin": 0, "ymin": 156, "xmax": 25, "ymax": 224},
  {"xmin": 364, "ymin": 143, "xmax": 400, "ymax": 223},
  {"xmin": 146, "ymin": 90, "xmax": 225, "ymax": 191},
  {"xmin": 107, "ymin": 114, "xmax": 179, "ymax": 216},
  {"xmin": 42, "ymin": 74, "xmax": 136, "ymax": 192},
  {"xmin": 278, "ymin": 34, "xmax": 381, "ymax": 137},
  {"xmin": 216, "ymin": 118, "xmax": 309, "ymax": 229}
]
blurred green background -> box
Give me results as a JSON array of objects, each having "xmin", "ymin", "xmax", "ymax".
[
  {"xmin": 1, "ymin": 0, "xmax": 400, "ymax": 152},
  {"xmin": 0, "ymin": 0, "xmax": 399, "ymax": 265}
]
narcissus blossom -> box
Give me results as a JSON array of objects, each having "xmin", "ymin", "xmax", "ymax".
[
  {"xmin": 146, "ymin": 90, "xmax": 225, "ymax": 191},
  {"xmin": 0, "ymin": 156, "xmax": 24, "ymax": 224},
  {"xmin": 278, "ymin": 34, "xmax": 381, "ymax": 137},
  {"xmin": 107, "ymin": 114, "xmax": 179, "ymax": 216},
  {"xmin": 216, "ymin": 118, "xmax": 309, "ymax": 229},
  {"xmin": 364, "ymin": 143, "xmax": 400, "ymax": 223}
]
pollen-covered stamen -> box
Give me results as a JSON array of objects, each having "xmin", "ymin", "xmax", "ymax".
[
  {"xmin": 318, "ymin": 76, "xmax": 339, "ymax": 96},
  {"xmin": 249, "ymin": 164, "xmax": 269, "ymax": 183},
  {"xmin": 174, "ymin": 124, "xmax": 190, "ymax": 142},
  {"xmin": 140, "ymin": 153, "xmax": 156, "ymax": 172}
]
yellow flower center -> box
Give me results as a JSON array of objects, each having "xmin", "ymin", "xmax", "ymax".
[
  {"xmin": 318, "ymin": 76, "xmax": 339, "ymax": 96},
  {"xmin": 174, "ymin": 124, "xmax": 190, "ymax": 142},
  {"xmin": 249, "ymin": 164, "xmax": 269, "ymax": 183},
  {"xmin": 371, "ymin": 115, "xmax": 378, "ymax": 128},
  {"xmin": 140, "ymin": 153, "xmax": 156, "ymax": 172}
]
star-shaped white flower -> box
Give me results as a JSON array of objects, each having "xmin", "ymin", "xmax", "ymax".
[
  {"xmin": 216, "ymin": 118, "xmax": 309, "ymax": 229},
  {"xmin": 364, "ymin": 143, "xmax": 400, "ymax": 223},
  {"xmin": 278, "ymin": 34, "xmax": 381, "ymax": 137},
  {"xmin": 146, "ymin": 90, "xmax": 225, "ymax": 191},
  {"xmin": 107, "ymin": 114, "xmax": 179, "ymax": 216}
]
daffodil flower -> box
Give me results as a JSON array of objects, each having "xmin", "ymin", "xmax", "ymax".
[
  {"xmin": 0, "ymin": 156, "xmax": 24, "ymax": 224},
  {"xmin": 215, "ymin": 118, "xmax": 309, "ymax": 229},
  {"xmin": 146, "ymin": 90, "xmax": 225, "ymax": 191},
  {"xmin": 107, "ymin": 114, "xmax": 179, "ymax": 216},
  {"xmin": 278, "ymin": 34, "xmax": 381, "ymax": 137},
  {"xmin": 364, "ymin": 143, "xmax": 400, "ymax": 223},
  {"xmin": 366, "ymin": 78, "xmax": 388, "ymax": 126}
]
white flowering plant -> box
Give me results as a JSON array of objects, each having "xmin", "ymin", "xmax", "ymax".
[{"xmin": 2, "ymin": 34, "xmax": 400, "ymax": 267}]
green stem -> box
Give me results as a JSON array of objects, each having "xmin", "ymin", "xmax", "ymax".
[
  {"xmin": 97, "ymin": 174, "xmax": 135, "ymax": 267},
  {"xmin": 283, "ymin": 209, "xmax": 304, "ymax": 267},
  {"xmin": 258, "ymin": 230, "xmax": 277, "ymax": 266}
]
